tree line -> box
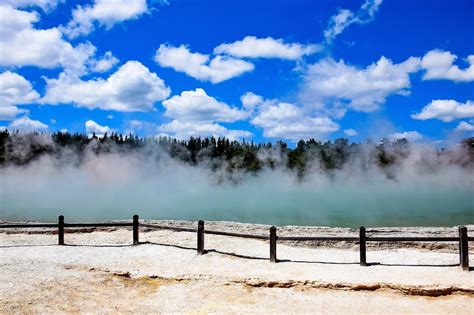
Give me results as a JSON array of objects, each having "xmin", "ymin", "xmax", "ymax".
[{"xmin": 1, "ymin": 129, "xmax": 473, "ymax": 178}]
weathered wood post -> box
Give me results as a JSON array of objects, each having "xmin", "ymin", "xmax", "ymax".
[
  {"xmin": 58, "ymin": 215, "xmax": 64, "ymax": 245},
  {"xmin": 359, "ymin": 226, "xmax": 366, "ymax": 266},
  {"xmin": 197, "ymin": 220, "xmax": 204, "ymax": 254},
  {"xmin": 132, "ymin": 214, "xmax": 139, "ymax": 245},
  {"xmin": 459, "ymin": 226, "xmax": 469, "ymax": 271},
  {"xmin": 270, "ymin": 226, "xmax": 277, "ymax": 263},
  {"xmin": 458, "ymin": 226, "xmax": 463, "ymax": 266}
]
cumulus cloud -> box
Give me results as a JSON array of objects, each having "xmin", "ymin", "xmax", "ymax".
[
  {"xmin": 388, "ymin": 131, "xmax": 423, "ymax": 142},
  {"xmin": 411, "ymin": 100, "xmax": 474, "ymax": 122},
  {"xmin": 61, "ymin": 0, "xmax": 149, "ymax": 38},
  {"xmin": 251, "ymin": 99, "xmax": 339, "ymax": 140},
  {"xmin": 158, "ymin": 89, "xmax": 251, "ymax": 140},
  {"xmin": 0, "ymin": 107, "xmax": 28, "ymax": 121},
  {"xmin": 344, "ymin": 129, "xmax": 358, "ymax": 136},
  {"xmin": 240, "ymin": 92, "xmax": 264, "ymax": 112},
  {"xmin": 324, "ymin": 0, "xmax": 383, "ymax": 43},
  {"xmin": 85, "ymin": 120, "xmax": 114, "ymax": 137},
  {"xmin": 90, "ymin": 51, "xmax": 119, "ymax": 72},
  {"xmin": 154, "ymin": 44, "xmax": 254, "ymax": 83},
  {"xmin": 300, "ymin": 56, "xmax": 420, "ymax": 115},
  {"xmin": 0, "ymin": 71, "xmax": 39, "ymax": 105},
  {"xmin": 0, "ymin": 71, "xmax": 39, "ymax": 120},
  {"xmin": 421, "ymin": 50, "xmax": 474, "ymax": 82},
  {"xmin": 8, "ymin": 116, "xmax": 48, "ymax": 132},
  {"xmin": 162, "ymin": 88, "xmax": 247, "ymax": 123},
  {"xmin": 158, "ymin": 120, "xmax": 252, "ymax": 140},
  {"xmin": 0, "ymin": 0, "xmax": 62, "ymax": 10},
  {"xmin": 456, "ymin": 121, "xmax": 474, "ymax": 131},
  {"xmin": 214, "ymin": 36, "xmax": 320, "ymax": 60},
  {"xmin": 41, "ymin": 61, "xmax": 171, "ymax": 112},
  {"xmin": 0, "ymin": 5, "xmax": 95, "ymax": 75}
]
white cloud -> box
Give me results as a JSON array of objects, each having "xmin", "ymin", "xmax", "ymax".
[
  {"xmin": 0, "ymin": 107, "xmax": 28, "ymax": 121},
  {"xmin": 8, "ymin": 116, "xmax": 48, "ymax": 132},
  {"xmin": 251, "ymin": 101, "xmax": 339, "ymax": 140},
  {"xmin": 388, "ymin": 131, "xmax": 423, "ymax": 142},
  {"xmin": 61, "ymin": 0, "xmax": 149, "ymax": 38},
  {"xmin": 240, "ymin": 92, "xmax": 264, "ymax": 111},
  {"xmin": 411, "ymin": 100, "xmax": 474, "ymax": 122},
  {"xmin": 421, "ymin": 50, "xmax": 474, "ymax": 82},
  {"xmin": 91, "ymin": 51, "xmax": 119, "ymax": 72},
  {"xmin": 0, "ymin": 71, "xmax": 39, "ymax": 120},
  {"xmin": 0, "ymin": 0, "xmax": 62, "ymax": 11},
  {"xmin": 159, "ymin": 89, "xmax": 252, "ymax": 140},
  {"xmin": 300, "ymin": 56, "xmax": 420, "ymax": 115},
  {"xmin": 162, "ymin": 88, "xmax": 248, "ymax": 123},
  {"xmin": 456, "ymin": 121, "xmax": 474, "ymax": 131},
  {"xmin": 214, "ymin": 36, "xmax": 320, "ymax": 60},
  {"xmin": 158, "ymin": 120, "xmax": 252, "ymax": 140},
  {"xmin": 344, "ymin": 129, "xmax": 358, "ymax": 136},
  {"xmin": 0, "ymin": 71, "xmax": 39, "ymax": 105},
  {"xmin": 41, "ymin": 61, "xmax": 171, "ymax": 112},
  {"xmin": 85, "ymin": 119, "xmax": 114, "ymax": 137},
  {"xmin": 324, "ymin": 0, "xmax": 383, "ymax": 43},
  {"xmin": 0, "ymin": 5, "xmax": 95, "ymax": 75},
  {"xmin": 154, "ymin": 44, "xmax": 254, "ymax": 83}
]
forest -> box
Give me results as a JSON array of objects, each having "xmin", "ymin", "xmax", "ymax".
[{"xmin": 0, "ymin": 129, "xmax": 473, "ymax": 179}]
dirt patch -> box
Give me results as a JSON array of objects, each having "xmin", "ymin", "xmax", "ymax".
[{"xmin": 234, "ymin": 279, "xmax": 474, "ymax": 297}]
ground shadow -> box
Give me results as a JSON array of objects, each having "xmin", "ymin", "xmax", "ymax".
[
  {"xmin": 0, "ymin": 244, "xmax": 57, "ymax": 248},
  {"xmin": 367, "ymin": 262, "xmax": 460, "ymax": 268},
  {"xmin": 141, "ymin": 241, "xmax": 196, "ymax": 251},
  {"xmin": 1, "ymin": 242, "xmax": 467, "ymax": 269},
  {"xmin": 64, "ymin": 244, "xmax": 133, "ymax": 248},
  {"xmin": 278, "ymin": 259, "xmax": 358, "ymax": 265},
  {"xmin": 0, "ymin": 243, "xmax": 133, "ymax": 248}
]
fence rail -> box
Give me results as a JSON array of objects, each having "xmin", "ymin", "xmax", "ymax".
[
  {"xmin": 0, "ymin": 215, "xmax": 471, "ymax": 271},
  {"xmin": 140, "ymin": 223, "xmax": 196, "ymax": 233}
]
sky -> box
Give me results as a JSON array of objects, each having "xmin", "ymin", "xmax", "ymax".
[{"xmin": 0, "ymin": 0, "xmax": 473, "ymax": 144}]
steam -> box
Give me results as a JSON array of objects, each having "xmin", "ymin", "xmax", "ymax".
[{"xmin": 0, "ymin": 134, "xmax": 473, "ymax": 227}]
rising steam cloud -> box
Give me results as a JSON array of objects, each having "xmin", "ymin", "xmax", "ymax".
[{"xmin": 0, "ymin": 133, "xmax": 473, "ymax": 227}]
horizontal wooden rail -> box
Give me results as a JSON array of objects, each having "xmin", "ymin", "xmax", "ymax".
[
  {"xmin": 140, "ymin": 223, "xmax": 196, "ymax": 233},
  {"xmin": 278, "ymin": 236, "xmax": 359, "ymax": 241},
  {"xmin": 64, "ymin": 222, "xmax": 133, "ymax": 227},
  {"xmin": 366, "ymin": 236, "xmax": 460, "ymax": 242},
  {"xmin": 204, "ymin": 229, "xmax": 269, "ymax": 240},
  {"xmin": 0, "ymin": 223, "xmax": 58, "ymax": 228}
]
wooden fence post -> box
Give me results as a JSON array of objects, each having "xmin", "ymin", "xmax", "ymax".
[
  {"xmin": 58, "ymin": 215, "xmax": 64, "ymax": 245},
  {"xmin": 270, "ymin": 226, "xmax": 277, "ymax": 263},
  {"xmin": 133, "ymin": 214, "xmax": 139, "ymax": 245},
  {"xmin": 197, "ymin": 220, "xmax": 204, "ymax": 254},
  {"xmin": 459, "ymin": 226, "xmax": 469, "ymax": 271},
  {"xmin": 359, "ymin": 226, "xmax": 366, "ymax": 266}
]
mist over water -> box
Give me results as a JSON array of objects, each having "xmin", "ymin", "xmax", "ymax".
[{"xmin": 1, "ymin": 135, "xmax": 472, "ymax": 227}]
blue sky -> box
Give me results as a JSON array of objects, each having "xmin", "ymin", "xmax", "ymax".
[{"xmin": 0, "ymin": 0, "xmax": 473, "ymax": 144}]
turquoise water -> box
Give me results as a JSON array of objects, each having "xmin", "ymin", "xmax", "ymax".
[
  {"xmin": 1, "ymin": 156, "xmax": 473, "ymax": 227},
  {"xmin": 2, "ymin": 178, "xmax": 473, "ymax": 227}
]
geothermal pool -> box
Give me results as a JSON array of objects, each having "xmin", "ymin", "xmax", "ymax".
[{"xmin": 1, "ymin": 160, "xmax": 473, "ymax": 227}]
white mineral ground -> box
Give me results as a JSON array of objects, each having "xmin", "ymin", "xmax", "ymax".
[{"xmin": 0, "ymin": 220, "xmax": 473, "ymax": 313}]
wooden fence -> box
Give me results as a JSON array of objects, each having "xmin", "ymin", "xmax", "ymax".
[{"xmin": 1, "ymin": 215, "xmax": 471, "ymax": 271}]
